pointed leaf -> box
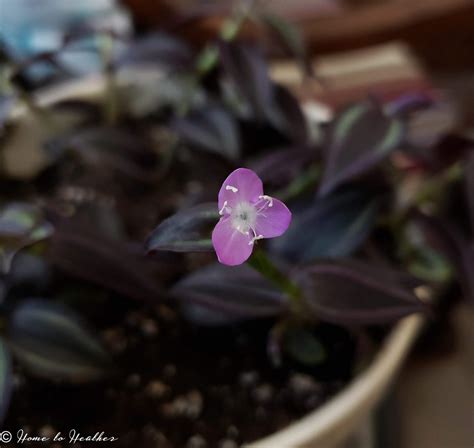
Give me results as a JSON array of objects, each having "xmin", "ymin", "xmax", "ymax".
[
  {"xmin": 146, "ymin": 203, "xmax": 218, "ymax": 253},
  {"xmin": 7, "ymin": 299, "xmax": 112, "ymax": 382},
  {"xmin": 261, "ymin": 14, "xmax": 313, "ymax": 77},
  {"xmin": 219, "ymin": 42, "xmax": 274, "ymax": 121},
  {"xmin": 172, "ymin": 263, "xmax": 289, "ymax": 323},
  {"xmin": 319, "ymin": 102, "xmax": 405, "ymax": 196},
  {"xmin": 171, "ymin": 106, "xmax": 240, "ymax": 160},
  {"xmin": 250, "ymin": 146, "xmax": 316, "ymax": 188},
  {"xmin": 269, "ymin": 85, "xmax": 308, "ymax": 143},
  {"xmin": 49, "ymin": 222, "xmax": 162, "ymax": 302},
  {"xmin": 0, "ymin": 339, "xmax": 13, "ymax": 424},
  {"xmin": 296, "ymin": 259, "xmax": 426, "ymax": 324},
  {"xmin": 413, "ymin": 212, "xmax": 474, "ymax": 304},
  {"xmin": 272, "ymin": 189, "xmax": 378, "ymax": 262}
]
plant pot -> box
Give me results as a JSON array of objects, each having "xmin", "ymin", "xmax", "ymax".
[{"xmin": 9, "ymin": 75, "xmax": 425, "ymax": 447}]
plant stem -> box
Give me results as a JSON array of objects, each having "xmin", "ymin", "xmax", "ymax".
[
  {"xmin": 99, "ymin": 33, "xmax": 119, "ymax": 125},
  {"xmin": 248, "ymin": 249, "xmax": 303, "ymax": 314}
]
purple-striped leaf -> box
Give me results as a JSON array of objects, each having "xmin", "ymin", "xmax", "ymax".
[
  {"xmin": 319, "ymin": 101, "xmax": 405, "ymax": 196},
  {"xmin": 172, "ymin": 263, "xmax": 289, "ymax": 324},
  {"xmin": 295, "ymin": 259, "xmax": 426, "ymax": 324}
]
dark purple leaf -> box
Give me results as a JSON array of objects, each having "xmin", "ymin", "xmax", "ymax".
[
  {"xmin": 269, "ymin": 85, "xmax": 308, "ymax": 143},
  {"xmin": 271, "ymin": 189, "xmax": 378, "ymax": 262},
  {"xmin": 319, "ymin": 101, "xmax": 405, "ymax": 196},
  {"xmin": 0, "ymin": 339, "xmax": 12, "ymax": 424},
  {"xmin": 48, "ymin": 222, "xmax": 162, "ymax": 303},
  {"xmin": 295, "ymin": 259, "xmax": 426, "ymax": 324},
  {"xmin": 7, "ymin": 299, "xmax": 111, "ymax": 382},
  {"xmin": 172, "ymin": 263, "xmax": 289, "ymax": 324},
  {"xmin": 402, "ymin": 134, "xmax": 474, "ymax": 173},
  {"xmin": 250, "ymin": 146, "xmax": 316, "ymax": 188},
  {"xmin": 219, "ymin": 42, "xmax": 274, "ymax": 121},
  {"xmin": 0, "ymin": 203, "xmax": 54, "ymax": 274},
  {"xmin": 171, "ymin": 106, "xmax": 240, "ymax": 160},
  {"xmin": 146, "ymin": 203, "xmax": 218, "ymax": 253},
  {"xmin": 413, "ymin": 212, "xmax": 474, "ymax": 303},
  {"xmin": 48, "ymin": 127, "xmax": 158, "ymax": 182},
  {"xmin": 117, "ymin": 33, "xmax": 193, "ymax": 70},
  {"xmin": 261, "ymin": 14, "xmax": 313, "ymax": 77},
  {"xmin": 385, "ymin": 92, "xmax": 434, "ymax": 117}
]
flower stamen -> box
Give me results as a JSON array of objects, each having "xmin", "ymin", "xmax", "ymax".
[
  {"xmin": 258, "ymin": 195, "xmax": 273, "ymax": 207},
  {"xmin": 248, "ymin": 234, "xmax": 264, "ymax": 245},
  {"xmin": 219, "ymin": 200, "xmax": 228, "ymax": 216}
]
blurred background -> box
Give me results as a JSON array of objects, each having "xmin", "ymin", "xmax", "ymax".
[{"xmin": 1, "ymin": 1, "xmax": 473, "ymax": 447}]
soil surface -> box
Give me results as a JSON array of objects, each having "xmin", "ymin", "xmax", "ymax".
[{"xmin": 5, "ymin": 298, "xmax": 357, "ymax": 448}]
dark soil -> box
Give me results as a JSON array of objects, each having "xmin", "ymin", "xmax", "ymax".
[{"xmin": 5, "ymin": 298, "xmax": 357, "ymax": 448}]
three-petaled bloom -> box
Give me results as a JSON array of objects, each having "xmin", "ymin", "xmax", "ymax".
[{"xmin": 212, "ymin": 168, "xmax": 292, "ymax": 266}]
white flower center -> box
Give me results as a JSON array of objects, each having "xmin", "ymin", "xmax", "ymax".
[
  {"xmin": 231, "ymin": 202, "xmax": 257, "ymax": 235},
  {"xmin": 220, "ymin": 194, "xmax": 274, "ymax": 245}
]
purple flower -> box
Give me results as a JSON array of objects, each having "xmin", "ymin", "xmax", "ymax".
[{"xmin": 212, "ymin": 168, "xmax": 292, "ymax": 266}]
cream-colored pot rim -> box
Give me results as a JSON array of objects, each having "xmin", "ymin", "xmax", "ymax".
[{"xmin": 12, "ymin": 74, "xmax": 424, "ymax": 448}]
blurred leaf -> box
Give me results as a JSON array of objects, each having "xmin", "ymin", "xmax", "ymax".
[
  {"xmin": 171, "ymin": 106, "xmax": 240, "ymax": 160},
  {"xmin": 319, "ymin": 102, "xmax": 405, "ymax": 196},
  {"xmin": 172, "ymin": 263, "xmax": 289, "ymax": 324},
  {"xmin": 261, "ymin": 14, "xmax": 312, "ymax": 77},
  {"xmin": 49, "ymin": 221, "xmax": 162, "ymax": 302},
  {"xmin": 466, "ymin": 153, "xmax": 474, "ymax": 234},
  {"xmin": 402, "ymin": 134, "xmax": 474, "ymax": 173},
  {"xmin": 402, "ymin": 221, "xmax": 453, "ymax": 283},
  {"xmin": 269, "ymin": 85, "xmax": 308, "ymax": 143},
  {"xmin": 296, "ymin": 259, "xmax": 426, "ymax": 324},
  {"xmin": 47, "ymin": 126, "xmax": 158, "ymax": 183},
  {"xmin": 413, "ymin": 212, "xmax": 474, "ymax": 304},
  {"xmin": 219, "ymin": 42, "xmax": 274, "ymax": 121},
  {"xmin": 272, "ymin": 189, "xmax": 378, "ymax": 262},
  {"xmin": 250, "ymin": 145, "xmax": 317, "ymax": 189},
  {"xmin": 146, "ymin": 203, "xmax": 218, "ymax": 253},
  {"xmin": 7, "ymin": 299, "xmax": 111, "ymax": 382},
  {"xmin": 283, "ymin": 326, "xmax": 326, "ymax": 365},
  {"xmin": 0, "ymin": 203, "xmax": 54, "ymax": 274},
  {"xmin": 0, "ymin": 338, "xmax": 13, "ymax": 424},
  {"xmin": 117, "ymin": 33, "xmax": 193, "ymax": 70}
]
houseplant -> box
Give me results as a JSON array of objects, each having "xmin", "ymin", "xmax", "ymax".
[{"xmin": 0, "ymin": 11, "xmax": 472, "ymax": 447}]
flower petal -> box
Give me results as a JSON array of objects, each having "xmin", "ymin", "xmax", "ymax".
[
  {"xmin": 212, "ymin": 217, "xmax": 253, "ymax": 266},
  {"xmin": 255, "ymin": 198, "xmax": 292, "ymax": 238},
  {"xmin": 218, "ymin": 168, "xmax": 263, "ymax": 211}
]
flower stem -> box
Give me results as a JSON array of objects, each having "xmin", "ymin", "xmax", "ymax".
[{"xmin": 248, "ymin": 249, "xmax": 303, "ymax": 314}]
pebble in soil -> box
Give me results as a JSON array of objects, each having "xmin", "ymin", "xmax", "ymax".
[{"xmin": 5, "ymin": 302, "xmax": 356, "ymax": 447}]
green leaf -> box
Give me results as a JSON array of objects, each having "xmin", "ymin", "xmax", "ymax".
[
  {"xmin": 7, "ymin": 299, "xmax": 112, "ymax": 382},
  {"xmin": 283, "ymin": 327, "xmax": 326, "ymax": 365},
  {"xmin": 0, "ymin": 338, "xmax": 13, "ymax": 424},
  {"xmin": 146, "ymin": 203, "xmax": 218, "ymax": 253}
]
